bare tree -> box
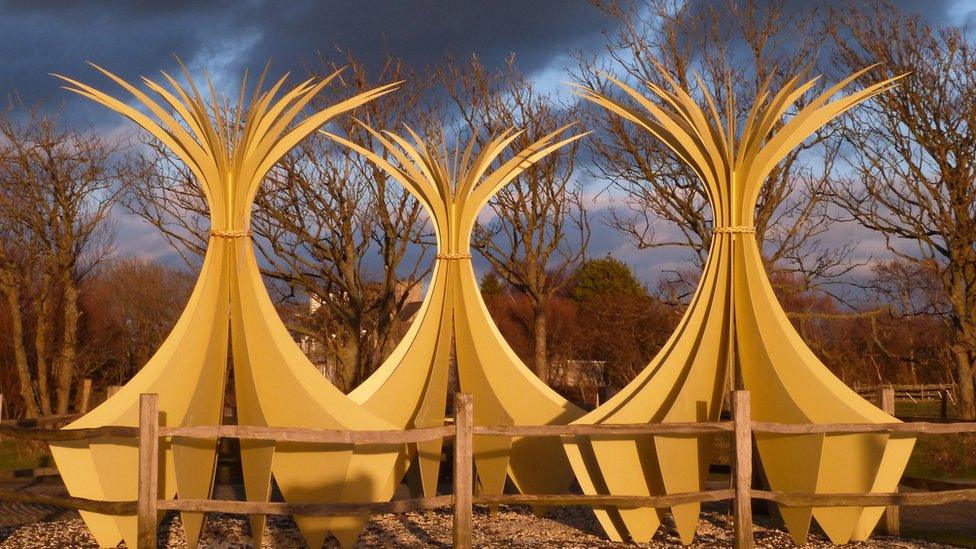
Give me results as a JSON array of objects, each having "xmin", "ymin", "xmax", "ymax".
[
  {"xmin": 576, "ymin": 0, "xmax": 852, "ymax": 293},
  {"xmin": 0, "ymin": 196, "xmax": 43, "ymax": 417},
  {"xmin": 865, "ymin": 259, "xmax": 953, "ymax": 385},
  {"xmin": 122, "ymin": 55, "xmax": 434, "ymax": 391},
  {"xmin": 80, "ymin": 258, "xmax": 195, "ymax": 387},
  {"xmin": 441, "ymin": 55, "xmax": 589, "ymax": 383},
  {"xmin": 253, "ymin": 56, "xmax": 436, "ymax": 390},
  {"xmin": 828, "ymin": 2, "xmax": 976, "ymax": 417},
  {"xmin": 0, "ymin": 108, "xmax": 118, "ymax": 416}
]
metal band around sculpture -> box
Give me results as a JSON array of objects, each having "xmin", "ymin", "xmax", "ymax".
[
  {"xmin": 210, "ymin": 229, "xmax": 253, "ymax": 239},
  {"xmin": 713, "ymin": 226, "xmax": 756, "ymax": 234},
  {"xmin": 434, "ymin": 252, "xmax": 472, "ymax": 260}
]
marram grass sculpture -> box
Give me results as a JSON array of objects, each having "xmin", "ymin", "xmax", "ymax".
[
  {"xmin": 328, "ymin": 122, "xmax": 587, "ymax": 503},
  {"xmin": 47, "ymin": 64, "xmax": 403, "ymax": 549},
  {"xmin": 564, "ymin": 65, "xmax": 915, "ymax": 545}
]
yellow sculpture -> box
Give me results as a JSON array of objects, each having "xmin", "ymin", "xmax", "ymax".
[
  {"xmin": 565, "ymin": 65, "xmax": 915, "ymax": 545},
  {"xmin": 47, "ymin": 64, "xmax": 404, "ymax": 549},
  {"xmin": 328, "ymin": 122, "xmax": 587, "ymax": 502}
]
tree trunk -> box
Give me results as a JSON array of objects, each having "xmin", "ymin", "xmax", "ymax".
[
  {"xmin": 33, "ymin": 270, "xmax": 54, "ymax": 416},
  {"xmin": 2, "ymin": 281, "xmax": 40, "ymax": 418},
  {"xmin": 951, "ymin": 343, "xmax": 976, "ymax": 419},
  {"xmin": 533, "ymin": 304, "xmax": 549, "ymax": 384},
  {"xmin": 55, "ymin": 277, "xmax": 79, "ymax": 415},
  {"xmin": 948, "ymin": 271, "xmax": 976, "ymax": 420},
  {"xmin": 337, "ymin": 338, "xmax": 362, "ymax": 393}
]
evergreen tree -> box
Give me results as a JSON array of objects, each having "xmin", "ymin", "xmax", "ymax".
[
  {"xmin": 480, "ymin": 271, "xmax": 505, "ymax": 298},
  {"xmin": 571, "ymin": 256, "xmax": 646, "ymax": 303}
]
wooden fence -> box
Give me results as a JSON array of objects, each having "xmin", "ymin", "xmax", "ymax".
[
  {"xmin": 0, "ymin": 385, "xmax": 88, "ymax": 482},
  {"xmin": 0, "ymin": 377, "xmax": 91, "ymax": 431},
  {"xmin": 854, "ymin": 384, "xmax": 958, "ymax": 420},
  {"xmin": 854, "ymin": 383, "xmax": 955, "ymax": 401},
  {"xmin": 1, "ymin": 391, "xmax": 976, "ymax": 549}
]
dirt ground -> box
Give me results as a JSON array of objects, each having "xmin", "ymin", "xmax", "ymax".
[
  {"xmin": 900, "ymin": 499, "xmax": 976, "ymax": 547},
  {"xmin": 0, "ymin": 478, "xmax": 971, "ymax": 548}
]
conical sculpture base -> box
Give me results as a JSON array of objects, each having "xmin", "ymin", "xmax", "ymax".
[
  {"xmin": 566, "ymin": 66, "xmax": 915, "ymax": 544},
  {"xmin": 48, "ymin": 64, "xmax": 403, "ymax": 548}
]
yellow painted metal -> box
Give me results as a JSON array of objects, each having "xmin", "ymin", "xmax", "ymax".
[
  {"xmin": 329, "ymin": 124, "xmax": 587, "ymax": 503},
  {"xmin": 567, "ymin": 66, "xmax": 915, "ymax": 545},
  {"xmin": 47, "ymin": 64, "xmax": 402, "ymax": 549}
]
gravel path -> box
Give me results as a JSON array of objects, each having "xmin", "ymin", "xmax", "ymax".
[
  {"xmin": 0, "ymin": 480, "xmax": 959, "ymax": 548},
  {"xmin": 0, "ymin": 479, "xmax": 74, "ymax": 528},
  {"xmin": 0, "ymin": 507, "xmax": 952, "ymax": 548}
]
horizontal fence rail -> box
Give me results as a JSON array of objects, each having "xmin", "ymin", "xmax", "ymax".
[
  {"xmin": 752, "ymin": 421, "xmax": 976, "ymax": 434},
  {"xmin": 752, "ymin": 488, "xmax": 976, "ymax": 507},
  {"xmin": 156, "ymin": 495, "xmax": 454, "ymax": 515},
  {"xmin": 854, "ymin": 383, "xmax": 954, "ymax": 398},
  {"xmin": 0, "ymin": 424, "xmax": 138, "ymax": 441},
  {"xmin": 472, "ymin": 421, "xmax": 733, "ymax": 436},
  {"xmin": 0, "ymin": 390, "xmax": 974, "ymax": 548},
  {"xmin": 0, "ymin": 466, "xmax": 60, "ymax": 481},
  {"xmin": 0, "ymin": 413, "xmax": 81, "ymax": 428},
  {"xmin": 472, "ymin": 490, "xmax": 735, "ymax": 508},
  {"xmin": 0, "ymin": 488, "xmax": 135, "ymax": 515},
  {"xmin": 160, "ymin": 424, "xmax": 455, "ymax": 444}
]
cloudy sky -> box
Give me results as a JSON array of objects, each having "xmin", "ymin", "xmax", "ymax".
[{"xmin": 1, "ymin": 0, "xmax": 972, "ymax": 286}]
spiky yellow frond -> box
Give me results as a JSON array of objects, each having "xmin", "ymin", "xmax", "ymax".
[
  {"xmin": 574, "ymin": 65, "xmax": 903, "ymax": 225},
  {"xmin": 324, "ymin": 122, "xmax": 587, "ymax": 239},
  {"xmin": 53, "ymin": 63, "xmax": 401, "ymax": 224}
]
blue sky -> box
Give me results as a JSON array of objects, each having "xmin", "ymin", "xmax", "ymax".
[{"xmin": 1, "ymin": 0, "xmax": 972, "ymax": 288}]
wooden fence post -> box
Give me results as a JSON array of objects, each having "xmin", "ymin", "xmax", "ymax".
[
  {"xmin": 877, "ymin": 387, "xmax": 899, "ymax": 536},
  {"xmin": 878, "ymin": 386, "xmax": 896, "ymax": 417},
  {"xmin": 733, "ymin": 390, "xmax": 754, "ymax": 549},
  {"xmin": 78, "ymin": 379, "xmax": 92, "ymax": 414},
  {"xmin": 940, "ymin": 388, "xmax": 949, "ymax": 420},
  {"xmin": 453, "ymin": 393, "xmax": 473, "ymax": 549},
  {"xmin": 137, "ymin": 393, "xmax": 159, "ymax": 549}
]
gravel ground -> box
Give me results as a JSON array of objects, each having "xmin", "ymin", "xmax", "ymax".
[
  {"xmin": 0, "ymin": 478, "xmax": 961, "ymax": 548},
  {"xmin": 0, "ymin": 506, "xmax": 954, "ymax": 548}
]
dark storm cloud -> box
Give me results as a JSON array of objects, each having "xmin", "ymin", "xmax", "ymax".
[
  {"xmin": 1, "ymin": 0, "xmax": 968, "ymax": 276},
  {"xmin": 674, "ymin": 0, "xmax": 964, "ymax": 73},
  {"xmin": 0, "ymin": 0, "xmax": 612, "ymax": 124},
  {"xmin": 0, "ymin": 2, "xmax": 241, "ymax": 115},
  {"xmin": 2, "ymin": 0, "xmax": 964, "ymax": 125}
]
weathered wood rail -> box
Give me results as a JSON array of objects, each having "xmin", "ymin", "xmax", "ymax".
[
  {"xmin": 854, "ymin": 383, "xmax": 954, "ymax": 402},
  {"xmin": 854, "ymin": 383, "xmax": 959, "ymax": 420},
  {"xmin": 0, "ymin": 390, "xmax": 974, "ymax": 548}
]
